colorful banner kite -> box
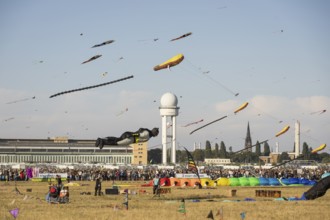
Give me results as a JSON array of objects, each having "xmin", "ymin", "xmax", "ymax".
[{"xmin": 184, "ymin": 147, "xmax": 200, "ymax": 182}]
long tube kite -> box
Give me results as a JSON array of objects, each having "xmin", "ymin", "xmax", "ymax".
[
  {"xmin": 91, "ymin": 40, "xmax": 115, "ymax": 48},
  {"xmin": 275, "ymin": 125, "xmax": 290, "ymax": 137},
  {"xmin": 234, "ymin": 102, "xmax": 248, "ymax": 114},
  {"xmin": 270, "ymin": 143, "xmax": 327, "ymax": 169},
  {"xmin": 311, "ymin": 143, "xmax": 326, "ymax": 153},
  {"xmin": 190, "ymin": 116, "xmax": 227, "ymax": 135},
  {"xmin": 170, "ymin": 32, "xmax": 192, "ymax": 41},
  {"xmin": 190, "ymin": 102, "xmax": 249, "ymax": 135},
  {"xmin": 233, "ymin": 125, "xmax": 290, "ymax": 154},
  {"xmin": 182, "ymin": 119, "xmax": 204, "ymax": 127},
  {"xmin": 81, "ymin": 55, "xmax": 102, "ymax": 64},
  {"xmin": 153, "ymin": 54, "xmax": 184, "ymax": 71},
  {"xmin": 49, "ymin": 75, "xmax": 134, "ymax": 98},
  {"xmin": 6, "ymin": 96, "xmax": 36, "ymax": 104}
]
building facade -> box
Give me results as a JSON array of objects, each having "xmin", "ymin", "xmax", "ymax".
[{"xmin": 0, "ymin": 137, "xmax": 148, "ymax": 165}]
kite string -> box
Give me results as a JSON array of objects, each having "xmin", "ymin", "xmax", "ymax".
[{"xmin": 183, "ymin": 58, "xmax": 239, "ymax": 96}]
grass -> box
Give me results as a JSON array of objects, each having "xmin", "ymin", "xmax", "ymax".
[{"xmin": 1, "ymin": 180, "xmax": 330, "ymax": 220}]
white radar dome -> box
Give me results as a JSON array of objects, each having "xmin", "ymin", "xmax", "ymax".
[{"xmin": 160, "ymin": 92, "xmax": 178, "ymax": 107}]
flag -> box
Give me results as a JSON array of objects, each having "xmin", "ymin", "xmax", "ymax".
[
  {"xmin": 178, "ymin": 199, "xmax": 186, "ymax": 215},
  {"xmin": 184, "ymin": 147, "xmax": 200, "ymax": 180},
  {"xmin": 207, "ymin": 210, "xmax": 214, "ymax": 220},
  {"xmin": 9, "ymin": 208, "xmax": 19, "ymax": 219}
]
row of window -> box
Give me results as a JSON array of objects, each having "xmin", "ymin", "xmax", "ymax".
[
  {"xmin": 0, "ymin": 148, "xmax": 132, "ymax": 154},
  {"xmin": 0, "ymin": 154, "xmax": 132, "ymax": 164}
]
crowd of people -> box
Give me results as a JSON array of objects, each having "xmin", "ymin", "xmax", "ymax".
[{"xmin": 0, "ymin": 164, "xmax": 329, "ymax": 182}]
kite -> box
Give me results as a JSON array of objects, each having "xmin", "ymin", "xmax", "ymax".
[
  {"xmin": 184, "ymin": 147, "xmax": 201, "ymax": 187},
  {"xmin": 170, "ymin": 32, "xmax": 192, "ymax": 41},
  {"xmin": 9, "ymin": 208, "xmax": 19, "ymax": 219},
  {"xmin": 234, "ymin": 125, "xmax": 291, "ymax": 154},
  {"xmin": 275, "ymin": 125, "xmax": 290, "ymax": 137},
  {"xmin": 190, "ymin": 102, "xmax": 249, "ymax": 135},
  {"xmin": 153, "ymin": 54, "xmax": 184, "ymax": 71},
  {"xmin": 311, "ymin": 143, "xmax": 326, "ymax": 153},
  {"xmin": 190, "ymin": 116, "xmax": 227, "ymax": 135},
  {"xmin": 182, "ymin": 119, "xmax": 204, "ymax": 127},
  {"xmin": 6, "ymin": 96, "xmax": 36, "ymax": 104},
  {"xmin": 91, "ymin": 40, "xmax": 115, "ymax": 48},
  {"xmin": 116, "ymin": 108, "xmax": 128, "ymax": 116},
  {"xmin": 303, "ymin": 175, "xmax": 330, "ymax": 200},
  {"xmin": 270, "ymin": 143, "xmax": 326, "ymax": 169},
  {"xmin": 81, "ymin": 55, "xmax": 102, "ymax": 64},
  {"xmin": 138, "ymin": 38, "xmax": 159, "ymax": 42},
  {"xmin": 101, "ymin": 72, "xmax": 108, "ymax": 77},
  {"xmin": 95, "ymin": 127, "xmax": 159, "ymax": 149},
  {"xmin": 207, "ymin": 210, "xmax": 214, "ymax": 220},
  {"xmin": 234, "ymin": 102, "xmax": 249, "ymax": 114},
  {"xmin": 49, "ymin": 75, "xmax": 133, "ymax": 98},
  {"xmin": 311, "ymin": 109, "xmax": 326, "ymax": 115},
  {"xmin": 3, "ymin": 117, "xmax": 14, "ymax": 122}
]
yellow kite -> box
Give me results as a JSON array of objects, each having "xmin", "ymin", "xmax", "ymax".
[
  {"xmin": 153, "ymin": 54, "xmax": 184, "ymax": 71},
  {"xmin": 275, "ymin": 125, "xmax": 290, "ymax": 137},
  {"xmin": 311, "ymin": 144, "xmax": 326, "ymax": 154},
  {"xmin": 234, "ymin": 102, "xmax": 249, "ymax": 114}
]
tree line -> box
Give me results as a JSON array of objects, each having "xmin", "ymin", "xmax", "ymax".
[{"xmin": 148, "ymin": 140, "xmax": 330, "ymax": 165}]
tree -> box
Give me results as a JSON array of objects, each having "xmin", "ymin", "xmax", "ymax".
[
  {"xmin": 205, "ymin": 140, "xmax": 212, "ymax": 158},
  {"xmin": 193, "ymin": 149, "xmax": 204, "ymax": 162},
  {"xmin": 255, "ymin": 141, "xmax": 261, "ymax": 157},
  {"xmin": 148, "ymin": 148, "xmax": 162, "ymax": 164},
  {"xmin": 302, "ymin": 142, "xmax": 310, "ymax": 160},
  {"xmin": 263, "ymin": 142, "xmax": 270, "ymax": 156},
  {"xmin": 309, "ymin": 147, "xmax": 321, "ymax": 162},
  {"xmin": 176, "ymin": 150, "xmax": 186, "ymax": 163},
  {"xmin": 278, "ymin": 152, "xmax": 290, "ymax": 163},
  {"xmin": 214, "ymin": 143, "xmax": 220, "ymax": 157},
  {"xmin": 219, "ymin": 141, "xmax": 227, "ymax": 158}
]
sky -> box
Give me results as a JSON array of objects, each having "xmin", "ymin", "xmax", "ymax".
[{"xmin": 0, "ymin": 0, "xmax": 329, "ymax": 153}]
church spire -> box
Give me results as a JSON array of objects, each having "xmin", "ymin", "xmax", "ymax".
[{"xmin": 245, "ymin": 122, "xmax": 252, "ymax": 152}]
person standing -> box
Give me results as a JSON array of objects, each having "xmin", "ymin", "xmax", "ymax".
[
  {"xmin": 153, "ymin": 174, "xmax": 160, "ymax": 194},
  {"xmin": 95, "ymin": 176, "xmax": 102, "ymax": 196}
]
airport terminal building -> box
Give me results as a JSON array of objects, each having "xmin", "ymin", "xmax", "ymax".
[{"xmin": 0, "ymin": 137, "xmax": 148, "ymax": 165}]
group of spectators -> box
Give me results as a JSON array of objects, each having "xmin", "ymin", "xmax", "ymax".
[{"xmin": 1, "ymin": 164, "xmax": 329, "ymax": 182}]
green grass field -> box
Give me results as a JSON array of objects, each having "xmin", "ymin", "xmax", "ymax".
[{"xmin": 1, "ymin": 180, "xmax": 330, "ymax": 220}]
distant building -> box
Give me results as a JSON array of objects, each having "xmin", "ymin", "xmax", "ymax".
[
  {"xmin": 204, "ymin": 158, "xmax": 231, "ymax": 165},
  {"xmin": 0, "ymin": 137, "xmax": 147, "ymax": 165},
  {"xmin": 132, "ymin": 142, "xmax": 148, "ymax": 165},
  {"xmin": 244, "ymin": 122, "xmax": 252, "ymax": 152}
]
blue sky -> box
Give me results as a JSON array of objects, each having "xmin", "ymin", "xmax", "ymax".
[{"xmin": 1, "ymin": 0, "xmax": 329, "ymax": 153}]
